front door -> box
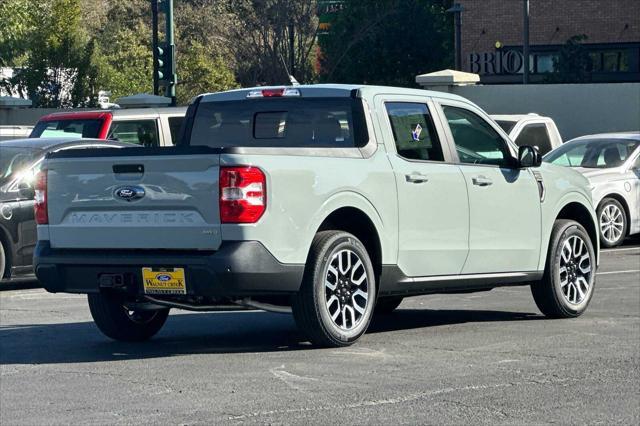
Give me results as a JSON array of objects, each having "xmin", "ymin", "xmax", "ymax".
[
  {"xmin": 378, "ymin": 97, "xmax": 469, "ymax": 277},
  {"xmin": 437, "ymin": 102, "xmax": 542, "ymax": 274}
]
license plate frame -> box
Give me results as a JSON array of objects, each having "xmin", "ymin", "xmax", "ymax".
[{"xmin": 142, "ymin": 267, "xmax": 187, "ymax": 295}]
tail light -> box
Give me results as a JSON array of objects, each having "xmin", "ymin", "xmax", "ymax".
[
  {"xmin": 34, "ymin": 169, "xmax": 48, "ymax": 225},
  {"xmin": 219, "ymin": 166, "xmax": 266, "ymax": 223}
]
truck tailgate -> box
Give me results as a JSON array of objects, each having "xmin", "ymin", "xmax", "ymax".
[{"xmin": 45, "ymin": 147, "xmax": 222, "ymax": 250}]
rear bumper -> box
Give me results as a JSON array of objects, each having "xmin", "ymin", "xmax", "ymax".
[{"xmin": 34, "ymin": 241, "xmax": 303, "ymax": 297}]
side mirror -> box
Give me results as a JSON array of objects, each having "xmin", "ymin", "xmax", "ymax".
[
  {"xmin": 17, "ymin": 181, "xmax": 36, "ymax": 200},
  {"xmin": 518, "ymin": 145, "xmax": 542, "ymax": 168}
]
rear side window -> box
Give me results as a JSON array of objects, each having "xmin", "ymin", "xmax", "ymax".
[
  {"xmin": 515, "ymin": 123, "xmax": 553, "ymax": 154},
  {"xmin": 385, "ymin": 102, "xmax": 444, "ymax": 162},
  {"xmin": 168, "ymin": 117, "xmax": 184, "ymax": 145},
  {"xmin": 108, "ymin": 120, "xmax": 159, "ymax": 147},
  {"xmin": 189, "ymin": 98, "xmax": 368, "ymax": 148},
  {"xmin": 31, "ymin": 119, "xmax": 102, "ymax": 138}
]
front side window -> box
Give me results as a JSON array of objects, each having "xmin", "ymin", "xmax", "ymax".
[
  {"xmin": 108, "ymin": 120, "xmax": 159, "ymax": 147},
  {"xmin": 442, "ymin": 105, "xmax": 512, "ymax": 167},
  {"xmin": 515, "ymin": 123, "xmax": 553, "ymax": 154},
  {"xmin": 385, "ymin": 102, "xmax": 444, "ymax": 162}
]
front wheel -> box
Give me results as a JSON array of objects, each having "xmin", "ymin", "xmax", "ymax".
[
  {"xmin": 597, "ymin": 198, "xmax": 627, "ymax": 248},
  {"xmin": 0, "ymin": 241, "xmax": 7, "ymax": 280},
  {"xmin": 531, "ymin": 219, "xmax": 596, "ymax": 318},
  {"xmin": 88, "ymin": 292, "xmax": 169, "ymax": 341},
  {"xmin": 292, "ymin": 231, "xmax": 376, "ymax": 347}
]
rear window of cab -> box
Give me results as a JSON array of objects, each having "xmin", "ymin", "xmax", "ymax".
[{"xmin": 189, "ymin": 98, "xmax": 369, "ymax": 148}]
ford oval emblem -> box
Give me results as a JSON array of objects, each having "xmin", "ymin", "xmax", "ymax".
[
  {"xmin": 156, "ymin": 274, "xmax": 172, "ymax": 282},
  {"xmin": 115, "ymin": 186, "xmax": 145, "ymax": 202}
]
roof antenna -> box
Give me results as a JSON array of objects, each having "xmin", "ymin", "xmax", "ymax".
[{"xmin": 280, "ymin": 54, "xmax": 300, "ymax": 86}]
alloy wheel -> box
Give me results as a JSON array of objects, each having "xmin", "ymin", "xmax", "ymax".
[
  {"xmin": 324, "ymin": 249, "xmax": 369, "ymax": 330},
  {"xmin": 600, "ymin": 203, "xmax": 624, "ymax": 244},
  {"xmin": 558, "ymin": 235, "xmax": 593, "ymax": 305}
]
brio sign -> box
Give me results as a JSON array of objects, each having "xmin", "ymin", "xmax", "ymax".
[{"xmin": 469, "ymin": 49, "xmax": 525, "ymax": 75}]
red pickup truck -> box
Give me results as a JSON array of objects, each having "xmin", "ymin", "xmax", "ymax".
[{"xmin": 30, "ymin": 107, "xmax": 186, "ymax": 147}]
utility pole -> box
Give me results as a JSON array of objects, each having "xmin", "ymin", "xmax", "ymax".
[
  {"xmin": 446, "ymin": 3, "xmax": 464, "ymax": 71},
  {"xmin": 289, "ymin": 21, "xmax": 295, "ymax": 78},
  {"xmin": 523, "ymin": 0, "xmax": 530, "ymax": 84},
  {"xmin": 152, "ymin": 0, "xmax": 177, "ymax": 105}
]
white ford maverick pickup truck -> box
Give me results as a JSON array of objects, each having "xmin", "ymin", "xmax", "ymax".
[{"xmin": 34, "ymin": 85, "xmax": 599, "ymax": 347}]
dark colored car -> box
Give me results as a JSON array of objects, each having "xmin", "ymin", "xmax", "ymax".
[{"xmin": 0, "ymin": 138, "xmax": 137, "ymax": 281}]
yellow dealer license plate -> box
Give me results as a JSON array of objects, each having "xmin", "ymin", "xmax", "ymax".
[{"xmin": 142, "ymin": 267, "xmax": 186, "ymax": 295}]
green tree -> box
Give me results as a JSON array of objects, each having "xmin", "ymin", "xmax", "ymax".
[
  {"xmin": 548, "ymin": 35, "xmax": 593, "ymax": 83},
  {"xmin": 5, "ymin": 0, "xmax": 100, "ymax": 107},
  {"xmin": 176, "ymin": 41, "xmax": 237, "ymax": 104},
  {"xmin": 93, "ymin": 0, "xmax": 154, "ymax": 100},
  {"xmin": 318, "ymin": 0, "xmax": 453, "ymax": 86},
  {"xmin": 225, "ymin": 0, "xmax": 319, "ymax": 86}
]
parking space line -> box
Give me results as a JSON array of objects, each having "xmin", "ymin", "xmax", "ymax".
[
  {"xmin": 596, "ymin": 269, "xmax": 640, "ymax": 276},
  {"xmin": 601, "ymin": 247, "xmax": 640, "ymax": 253}
]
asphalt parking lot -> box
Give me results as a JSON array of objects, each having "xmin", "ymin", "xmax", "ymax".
[{"xmin": 1, "ymin": 243, "xmax": 639, "ymax": 425}]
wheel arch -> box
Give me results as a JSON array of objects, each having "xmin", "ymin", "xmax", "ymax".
[
  {"xmin": 316, "ymin": 206, "xmax": 383, "ymax": 278},
  {"xmin": 555, "ymin": 201, "xmax": 599, "ymax": 264},
  {"xmin": 597, "ymin": 193, "xmax": 631, "ymax": 237},
  {"xmin": 0, "ymin": 225, "xmax": 12, "ymax": 277}
]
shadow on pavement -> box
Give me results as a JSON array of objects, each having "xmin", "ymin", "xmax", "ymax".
[{"xmin": 0, "ymin": 308, "xmax": 541, "ymax": 365}]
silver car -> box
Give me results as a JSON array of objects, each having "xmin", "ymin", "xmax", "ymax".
[{"xmin": 544, "ymin": 132, "xmax": 640, "ymax": 247}]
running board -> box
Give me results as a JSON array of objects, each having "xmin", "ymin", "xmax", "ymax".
[{"xmin": 379, "ymin": 267, "xmax": 543, "ymax": 297}]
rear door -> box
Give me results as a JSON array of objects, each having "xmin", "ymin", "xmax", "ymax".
[
  {"xmin": 45, "ymin": 148, "xmax": 222, "ymax": 250},
  {"xmin": 376, "ymin": 95, "xmax": 469, "ymax": 277},
  {"xmin": 435, "ymin": 100, "xmax": 542, "ymax": 274}
]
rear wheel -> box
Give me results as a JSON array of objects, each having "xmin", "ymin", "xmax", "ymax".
[
  {"xmin": 374, "ymin": 296, "xmax": 403, "ymax": 314},
  {"xmin": 88, "ymin": 292, "xmax": 169, "ymax": 341},
  {"xmin": 292, "ymin": 231, "xmax": 376, "ymax": 347},
  {"xmin": 531, "ymin": 219, "xmax": 596, "ymax": 318},
  {"xmin": 0, "ymin": 241, "xmax": 6, "ymax": 280},
  {"xmin": 597, "ymin": 198, "xmax": 627, "ymax": 248}
]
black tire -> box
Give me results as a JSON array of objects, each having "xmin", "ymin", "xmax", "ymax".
[
  {"xmin": 531, "ymin": 219, "xmax": 596, "ymax": 318},
  {"xmin": 597, "ymin": 198, "xmax": 628, "ymax": 248},
  {"xmin": 292, "ymin": 231, "xmax": 376, "ymax": 347},
  {"xmin": 0, "ymin": 240, "xmax": 6, "ymax": 280},
  {"xmin": 374, "ymin": 296, "xmax": 403, "ymax": 314},
  {"xmin": 88, "ymin": 292, "xmax": 169, "ymax": 341}
]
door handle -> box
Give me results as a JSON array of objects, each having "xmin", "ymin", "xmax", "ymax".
[
  {"xmin": 472, "ymin": 176, "xmax": 493, "ymax": 186},
  {"xmin": 405, "ymin": 173, "xmax": 429, "ymax": 184}
]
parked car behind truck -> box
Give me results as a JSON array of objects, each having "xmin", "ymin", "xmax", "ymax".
[
  {"xmin": 0, "ymin": 138, "xmax": 137, "ymax": 281},
  {"xmin": 30, "ymin": 107, "xmax": 186, "ymax": 146},
  {"xmin": 544, "ymin": 132, "xmax": 640, "ymax": 247},
  {"xmin": 34, "ymin": 85, "xmax": 599, "ymax": 347}
]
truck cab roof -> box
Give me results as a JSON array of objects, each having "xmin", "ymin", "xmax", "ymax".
[{"xmin": 200, "ymin": 84, "xmax": 473, "ymax": 105}]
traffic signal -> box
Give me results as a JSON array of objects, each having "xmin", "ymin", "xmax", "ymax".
[{"xmin": 155, "ymin": 44, "xmax": 172, "ymax": 82}]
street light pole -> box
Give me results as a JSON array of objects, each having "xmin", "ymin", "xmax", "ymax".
[
  {"xmin": 446, "ymin": 3, "xmax": 464, "ymax": 71},
  {"xmin": 523, "ymin": 0, "xmax": 530, "ymax": 84}
]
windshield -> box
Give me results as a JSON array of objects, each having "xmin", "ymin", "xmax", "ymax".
[
  {"xmin": 190, "ymin": 98, "xmax": 368, "ymax": 148},
  {"xmin": 544, "ymin": 138, "xmax": 640, "ymax": 168},
  {"xmin": 31, "ymin": 119, "xmax": 103, "ymax": 138},
  {"xmin": 0, "ymin": 146, "xmax": 40, "ymax": 182}
]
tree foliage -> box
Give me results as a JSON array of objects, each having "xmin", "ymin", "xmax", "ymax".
[
  {"xmin": 547, "ymin": 35, "xmax": 593, "ymax": 83},
  {"xmin": 1, "ymin": 0, "xmax": 99, "ymax": 107},
  {"xmin": 318, "ymin": 0, "xmax": 453, "ymax": 87},
  {"xmin": 0, "ymin": 0, "xmax": 455, "ymax": 107},
  {"xmin": 225, "ymin": 0, "xmax": 319, "ymax": 86}
]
